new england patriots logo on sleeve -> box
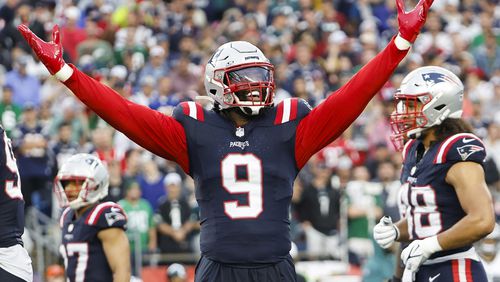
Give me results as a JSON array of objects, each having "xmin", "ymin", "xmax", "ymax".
[{"xmin": 457, "ymin": 144, "xmax": 484, "ymax": 161}]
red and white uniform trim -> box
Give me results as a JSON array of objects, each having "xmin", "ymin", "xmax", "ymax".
[
  {"xmin": 274, "ymin": 98, "xmax": 298, "ymax": 125},
  {"xmin": 181, "ymin": 102, "xmax": 204, "ymax": 121},
  {"xmin": 85, "ymin": 202, "xmax": 123, "ymax": 225},
  {"xmin": 451, "ymin": 259, "xmax": 473, "ymax": 282},
  {"xmin": 60, "ymin": 207, "xmax": 71, "ymax": 228},
  {"xmin": 434, "ymin": 133, "xmax": 484, "ymax": 164},
  {"xmin": 402, "ymin": 139, "xmax": 416, "ymax": 163}
]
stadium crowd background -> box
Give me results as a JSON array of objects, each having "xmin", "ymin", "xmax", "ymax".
[{"xmin": 0, "ymin": 0, "xmax": 499, "ymax": 281}]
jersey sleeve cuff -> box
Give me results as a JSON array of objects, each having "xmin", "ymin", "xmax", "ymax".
[
  {"xmin": 395, "ymin": 34, "xmax": 411, "ymax": 51},
  {"xmin": 54, "ymin": 63, "xmax": 74, "ymax": 82}
]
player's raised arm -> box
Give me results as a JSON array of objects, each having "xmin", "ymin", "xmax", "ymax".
[
  {"xmin": 294, "ymin": 0, "xmax": 433, "ymax": 168},
  {"xmin": 17, "ymin": 25, "xmax": 190, "ymax": 173}
]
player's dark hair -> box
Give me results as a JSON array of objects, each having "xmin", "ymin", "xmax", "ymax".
[{"xmin": 432, "ymin": 118, "xmax": 474, "ymax": 143}]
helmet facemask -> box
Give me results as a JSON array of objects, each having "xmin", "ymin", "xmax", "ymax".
[
  {"xmin": 204, "ymin": 41, "xmax": 275, "ymax": 116},
  {"xmin": 390, "ymin": 93, "xmax": 430, "ymax": 151},
  {"xmin": 216, "ymin": 63, "xmax": 275, "ymax": 116}
]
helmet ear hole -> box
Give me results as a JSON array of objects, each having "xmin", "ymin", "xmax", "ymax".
[
  {"xmin": 209, "ymin": 89, "xmax": 217, "ymax": 95},
  {"xmin": 434, "ymin": 104, "xmax": 445, "ymax": 111}
]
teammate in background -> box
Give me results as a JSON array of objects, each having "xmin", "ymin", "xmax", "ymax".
[
  {"xmin": 477, "ymin": 224, "xmax": 500, "ymax": 282},
  {"xmin": 54, "ymin": 154, "xmax": 130, "ymax": 282},
  {"xmin": 19, "ymin": 0, "xmax": 433, "ymax": 280},
  {"xmin": 373, "ymin": 66, "xmax": 495, "ymax": 282},
  {"xmin": 0, "ymin": 125, "xmax": 33, "ymax": 282}
]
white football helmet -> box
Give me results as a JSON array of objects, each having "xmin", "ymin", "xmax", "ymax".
[
  {"xmin": 54, "ymin": 154, "xmax": 109, "ymax": 210},
  {"xmin": 390, "ymin": 66, "xmax": 464, "ymax": 150},
  {"xmin": 204, "ymin": 41, "xmax": 275, "ymax": 115}
]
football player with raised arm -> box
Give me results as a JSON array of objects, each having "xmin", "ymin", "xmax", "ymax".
[
  {"xmin": 19, "ymin": 0, "xmax": 433, "ymax": 280},
  {"xmin": 373, "ymin": 66, "xmax": 495, "ymax": 282},
  {"xmin": 0, "ymin": 126, "xmax": 33, "ymax": 282},
  {"xmin": 54, "ymin": 154, "xmax": 131, "ymax": 282}
]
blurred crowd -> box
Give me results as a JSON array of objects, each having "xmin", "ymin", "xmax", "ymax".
[{"xmin": 1, "ymin": 0, "xmax": 500, "ymax": 281}]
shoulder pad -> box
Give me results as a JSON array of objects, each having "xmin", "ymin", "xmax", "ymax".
[
  {"xmin": 59, "ymin": 207, "xmax": 72, "ymax": 228},
  {"xmin": 434, "ymin": 133, "xmax": 486, "ymax": 164},
  {"xmin": 85, "ymin": 202, "xmax": 127, "ymax": 229},
  {"xmin": 274, "ymin": 98, "xmax": 311, "ymax": 125},
  {"xmin": 401, "ymin": 139, "xmax": 416, "ymax": 163},
  {"xmin": 173, "ymin": 101, "xmax": 205, "ymax": 122}
]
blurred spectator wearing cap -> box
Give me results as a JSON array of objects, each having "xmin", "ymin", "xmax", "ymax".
[
  {"xmin": 12, "ymin": 103, "xmax": 56, "ymax": 213},
  {"xmin": 61, "ymin": 6, "xmax": 86, "ymax": 64},
  {"xmin": 132, "ymin": 75, "xmax": 158, "ymax": 106},
  {"xmin": 76, "ymin": 18, "xmax": 114, "ymax": 69},
  {"xmin": 118, "ymin": 180, "xmax": 157, "ymax": 274},
  {"xmin": 0, "ymin": 85, "xmax": 22, "ymax": 137},
  {"xmin": 46, "ymin": 264, "xmax": 64, "ymax": 282},
  {"xmin": 138, "ymin": 45, "xmax": 170, "ymax": 84},
  {"xmin": 5, "ymin": 55, "xmax": 41, "ymax": 107},
  {"xmin": 166, "ymin": 263, "xmax": 187, "ymax": 282},
  {"xmin": 156, "ymin": 172, "xmax": 195, "ymax": 254}
]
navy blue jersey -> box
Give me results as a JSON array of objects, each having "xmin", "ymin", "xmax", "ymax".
[
  {"xmin": 0, "ymin": 127, "xmax": 24, "ymax": 248},
  {"xmin": 173, "ymin": 99, "xmax": 311, "ymax": 263},
  {"xmin": 400, "ymin": 133, "xmax": 486, "ymax": 259},
  {"xmin": 60, "ymin": 202, "xmax": 127, "ymax": 282}
]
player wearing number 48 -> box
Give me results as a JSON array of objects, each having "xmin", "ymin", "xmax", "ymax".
[
  {"xmin": 19, "ymin": 0, "xmax": 433, "ymax": 280},
  {"xmin": 54, "ymin": 154, "xmax": 131, "ymax": 282},
  {"xmin": 373, "ymin": 66, "xmax": 495, "ymax": 282}
]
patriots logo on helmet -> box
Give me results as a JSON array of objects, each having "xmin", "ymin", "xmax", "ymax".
[
  {"xmin": 457, "ymin": 144, "xmax": 484, "ymax": 161},
  {"xmin": 422, "ymin": 72, "xmax": 458, "ymax": 86}
]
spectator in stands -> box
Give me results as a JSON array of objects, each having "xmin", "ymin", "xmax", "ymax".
[
  {"xmin": 76, "ymin": 18, "xmax": 114, "ymax": 69},
  {"xmin": 12, "ymin": 103, "xmax": 56, "ymax": 212},
  {"xmin": 49, "ymin": 121, "xmax": 80, "ymax": 169},
  {"xmin": 137, "ymin": 158, "xmax": 165, "ymax": 211},
  {"xmin": 5, "ymin": 55, "xmax": 41, "ymax": 107},
  {"xmin": 0, "ymin": 85, "xmax": 21, "ymax": 137},
  {"xmin": 295, "ymin": 157, "xmax": 341, "ymax": 260},
  {"xmin": 149, "ymin": 76, "xmax": 181, "ymax": 115},
  {"xmin": 60, "ymin": 6, "xmax": 86, "ymax": 63},
  {"xmin": 346, "ymin": 165, "xmax": 383, "ymax": 265},
  {"xmin": 118, "ymin": 180, "xmax": 157, "ymax": 275},
  {"xmin": 156, "ymin": 173, "xmax": 195, "ymax": 254},
  {"xmin": 138, "ymin": 45, "xmax": 170, "ymax": 84}
]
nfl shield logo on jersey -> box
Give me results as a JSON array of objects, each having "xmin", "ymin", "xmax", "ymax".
[{"xmin": 235, "ymin": 127, "xmax": 245, "ymax": 137}]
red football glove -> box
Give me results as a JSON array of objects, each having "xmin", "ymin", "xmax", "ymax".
[
  {"xmin": 396, "ymin": 0, "xmax": 434, "ymax": 43},
  {"xmin": 18, "ymin": 24, "xmax": 65, "ymax": 75}
]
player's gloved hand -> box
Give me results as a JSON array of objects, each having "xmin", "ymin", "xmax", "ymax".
[
  {"xmin": 396, "ymin": 0, "xmax": 434, "ymax": 43},
  {"xmin": 373, "ymin": 216, "xmax": 400, "ymax": 249},
  {"xmin": 401, "ymin": 236, "xmax": 442, "ymax": 281},
  {"xmin": 18, "ymin": 24, "xmax": 73, "ymax": 81}
]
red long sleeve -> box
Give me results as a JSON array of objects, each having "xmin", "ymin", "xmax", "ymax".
[
  {"xmin": 295, "ymin": 38, "xmax": 409, "ymax": 169},
  {"xmin": 63, "ymin": 66, "xmax": 190, "ymax": 173}
]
